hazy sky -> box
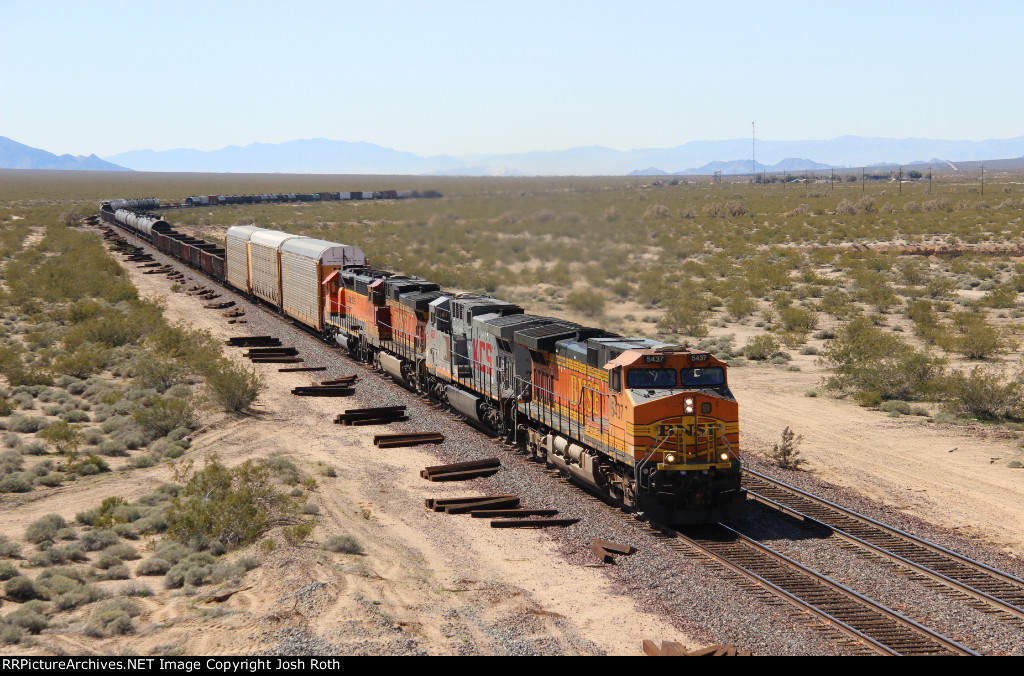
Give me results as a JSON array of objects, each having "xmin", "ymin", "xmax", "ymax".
[{"xmin": 2, "ymin": 0, "xmax": 1021, "ymax": 158}]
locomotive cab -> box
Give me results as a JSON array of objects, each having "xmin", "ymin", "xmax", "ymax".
[{"xmin": 604, "ymin": 347, "xmax": 746, "ymax": 524}]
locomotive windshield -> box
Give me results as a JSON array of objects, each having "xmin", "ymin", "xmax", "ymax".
[
  {"xmin": 681, "ymin": 367, "xmax": 725, "ymax": 387},
  {"xmin": 627, "ymin": 368, "xmax": 677, "ymax": 388}
]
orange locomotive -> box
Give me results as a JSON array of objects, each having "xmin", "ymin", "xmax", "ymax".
[{"xmin": 516, "ymin": 330, "xmax": 744, "ymax": 524}]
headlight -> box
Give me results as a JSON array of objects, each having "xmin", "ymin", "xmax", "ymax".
[
  {"xmin": 720, "ymin": 452, "xmax": 729, "ymax": 461},
  {"xmin": 664, "ymin": 453, "xmax": 677, "ymax": 464},
  {"xmin": 684, "ymin": 397, "xmax": 694, "ymax": 414}
]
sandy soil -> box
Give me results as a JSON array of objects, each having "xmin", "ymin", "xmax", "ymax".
[
  {"xmin": 4, "ymin": 243, "xmax": 1023, "ymax": 656},
  {"xmin": 4, "ymin": 257, "xmax": 690, "ymax": 657}
]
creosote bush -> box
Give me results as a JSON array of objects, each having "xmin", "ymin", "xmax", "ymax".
[{"xmin": 166, "ymin": 456, "xmax": 300, "ymax": 549}]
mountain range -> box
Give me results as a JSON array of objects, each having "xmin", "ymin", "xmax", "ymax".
[
  {"xmin": 3, "ymin": 134, "xmax": 1024, "ymax": 176},
  {"xmin": 104, "ymin": 135, "xmax": 1024, "ymax": 176},
  {"xmin": 0, "ymin": 136, "xmax": 129, "ymax": 172}
]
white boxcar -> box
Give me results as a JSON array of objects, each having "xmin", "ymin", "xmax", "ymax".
[
  {"xmin": 249, "ymin": 230, "xmax": 303, "ymax": 307},
  {"xmin": 225, "ymin": 225, "xmax": 264, "ymax": 293},
  {"xmin": 280, "ymin": 237, "xmax": 367, "ymax": 332}
]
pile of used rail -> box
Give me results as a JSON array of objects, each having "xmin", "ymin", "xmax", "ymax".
[
  {"xmin": 292, "ymin": 375, "xmax": 359, "ymax": 397},
  {"xmin": 420, "ymin": 458, "xmax": 500, "ymax": 482},
  {"xmin": 335, "ymin": 405, "xmax": 407, "ymax": 426},
  {"xmin": 425, "ymin": 494, "xmax": 577, "ymax": 529}
]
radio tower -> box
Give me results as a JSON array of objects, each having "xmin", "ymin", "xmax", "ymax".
[{"xmin": 752, "ymin": 121, "xmax": 756, "ymax": 177}]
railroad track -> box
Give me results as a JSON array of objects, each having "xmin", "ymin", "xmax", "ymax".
[
  {"xmin": 103, "ymin": 223, "xmax": 1006, "ymax": 654},
  {"xmin": 743, "ymin": 469, "xmax": 1024, "ymax": 626},
  {"xmin": 660, "ymin": 523, "xmax": 979, "ymax": 656}
]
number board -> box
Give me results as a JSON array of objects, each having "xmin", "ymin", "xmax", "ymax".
[
  {"xmin": 644, "ymin": 355, "xmax": 666, "ymax": 363},
  {"xmin": 691, "ymin": 353, "xmax": 709, "ymax": 363}
]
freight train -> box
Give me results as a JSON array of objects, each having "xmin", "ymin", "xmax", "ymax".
[
  {"xmin": 100, "ymin": 201, "xmax": 745, "ymax": 524},
  {"xmin": 108, "ymin": 189, "xmax": 440, "ymax": 212}
]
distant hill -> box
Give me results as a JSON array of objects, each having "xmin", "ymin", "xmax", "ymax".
[
  {"xmin": 106, "ymin": 138, "xmax": 462, "ymax": 175},
  {"xmin": 631, "ymin": 158, "xmax": 832, "ymax": 176},
  {"xmin": 94, "ymin": 134, "xmax": 1024, "ymax": 176},
  {"xmin": 0, "ymin": 136, "xmax": 130, "ymax": 171}
]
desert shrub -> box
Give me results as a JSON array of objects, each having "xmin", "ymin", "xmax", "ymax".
[
  {"xmin": 133, "ymin": 396, "xmax": 197, "ymax": 438},
  {"xmin": 566, "ymin": 288, "xmax": 605, "ymax": 317},
  {"xmin": 643, "ymin": 203, "xmax": 671, "ymax": 220},
  {"xmin": 321, "ymin": 535, "xmax": 363, "ymax": 554},
  {"xmin": 923, "ymin": 198, "xmax": 950, "ymax": 212},
  {"xmin": 4, "ymin": 576, "xmax": 39, "ymax": 600},
  {"xmin": 166, "ymin": 457, "xmax": 298, "ymax": 549},
  {"xmin": 744, "ymin": 334, "xmax": 780, "ymax": 360},
  {"xmin": 52, "ymin": 583, "xmax": 106, "ymax": 611},
  {"xmin": 60, "ymin": 410, "xmax": 90, "ymax": 423},
  {"xmin": 0, "ymin": 535, "xmax": 19, "ymax": 560},
  {"xmin": 128, "ymin": 452, "xmax": 160, "ymax": 469},
  {"xmin": 100, "ymin": 564, "xmax": 131, "ymax": 580},
  {"xmin": 83, "ymin": 598, "xmax": 140, "ymax": 637},
  {"xmin": 941, "ymin": 367, "xmax": 1024, "ymax": 420},
  {"xmin": 25, "ymin": 513, "xmax": 69, "ymax": 545},
  {"xmin": 879, "ymin": 400, "xmax": 912, "ymax": 415},
  {"xmin": 0, "ymin": 398, "xmax": 13, "ymax": 417},
  {"xmin": 940, "ymin": 312, "xmax": 1013, "ymax": 360},
  {"xmin": 818, "ymin": 316, "xmax": 944, "ymax": 401},
  {"xmin": 104, "ymin": 543, "xmax": 140, "ymax": 560},
  {"xmin": 5, "ymin": 600, "xmax": 49, "ymax": 633},
  {"xmin": 81, "ymin": 529, "xmax": 121, "ymax": 552},
  {"xmin": 36, "ymin": 472, "xmax": 63, "ymax": 487},
  {"xmin": 0, "ymin": 562, "xmax": 18, "ymax": 581},
  {"xmin": 98, "ymin": 439, "xmax": 129, "ymax": 456},
  {"xmin": 726, "ymin": 200, "xmax": 746, "ymax": 217},
  {"xmin": 770, "ymin": 426, "xmax": 804, "ymax": 470},
  {"xmin": 0, "ymin": 475, "xmax": 31, "ymax": 493},
  {"xmin": 136, "ymin": 558, "xmax": 171, "ymax": 576},
  {"xmin": 7, "ymin": 415, "xmax": 46, "ymax": 433},
  {"xmin": 202, "ymin": 359, "xmax": 264, "ymax": 412}
]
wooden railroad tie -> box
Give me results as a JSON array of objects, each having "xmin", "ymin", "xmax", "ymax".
[
  {"xmin": 420, "ymin": 458, "xmax": 500, "ymax": 482},
  {"xmin": 278, "ymin": 366, "xmax": 327, "ymax": 373}
]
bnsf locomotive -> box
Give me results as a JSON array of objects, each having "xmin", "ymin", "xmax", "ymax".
[{"xmin": 102, "ymin": 202, "xmax": 745, "ymax": 524}]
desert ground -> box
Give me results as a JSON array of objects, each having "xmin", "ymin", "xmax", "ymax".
[{"xmin": 1, "ymin": 172, "xmax": 1023, "ymax": 655}]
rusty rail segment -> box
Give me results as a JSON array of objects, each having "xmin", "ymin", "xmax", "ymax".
[
  {"xmin": 321, "ymin": 375, "xmax": 359, "ymax": 386},
  {"xmin": 442, "ymin": 497, "xmax": 520, "ymax": 514},
  {"xmin": 670, "ymin": 523, "xmax": 978, "ymax": 656},
  {"xmin": 490, "ymin": 518, "xmax": 579, "ymax": 529},
  {"xmin": 421, "ymin": 458, "xmax": 501, "ymax": 481},
  {"xmin": 253, "ymin": 357, "xmax": 304, "ymax": 364},
  {"xmin": 592, "ymin": 539, "xmax": 636, "ymax": 564},
  {"xmin": 373, "ymin": 432, "xmax": 444, "ymax": 448},
  {"xmin": 226, "ymin": 336, "xmax": 281, "ymax": 347},
  {"xmin": 278, "ymin": 366, "xmax": 327, "ymax": 373},
  {"xmin": 291, "ymin": 385, "xmax": 354, "ymax": 397},
  {"xmin": 335, "ymin": 405, "xmax": 406, "ymax": 426},
  {"xmin": 246, "ymin": 347, "xmax": 298, "ymax": 356},
  {"xmin": 425, "ymin": 495, "xmax": 517, "ymax": 511},
  {"xmin": 470, "ymin": 508, "xmax": 558, "ymax": 518},
  {"xmin": 743, "ymin": 469, "xmax": 1024, "ymax": 624}
]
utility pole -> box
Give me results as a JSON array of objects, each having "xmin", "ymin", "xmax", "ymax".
[
  {"xmin": 899, "ymin": 166, "xmax": 902, "ymax": 195},
  {"xmin": 981, "ymin": 164, "xmax": 985, "ymax": 195},
  {"xmin": 929, "ymin": 166, "xmax": 932, "ymax": 194},
  {"xmin": 862, "ymin": 168, "xmax": 865, "ymax": 194}
]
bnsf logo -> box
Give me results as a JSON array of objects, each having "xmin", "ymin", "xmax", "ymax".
[{"xmin": 656, "ymin": 423, "xmax": 718, "ymax": 439}]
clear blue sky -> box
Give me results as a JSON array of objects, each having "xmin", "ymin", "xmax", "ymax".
[{"xmin": 2, "ymin": 0, "xmax": 1021, "ymax": 158}]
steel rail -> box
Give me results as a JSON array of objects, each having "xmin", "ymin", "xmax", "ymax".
[
  {"xmin": 669, "ymin": 523, "xmax": 979, "ymax": 656},
  {"xmin": 744, "ymin": 469, "xmax": 1024, "ymax": 622}
]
